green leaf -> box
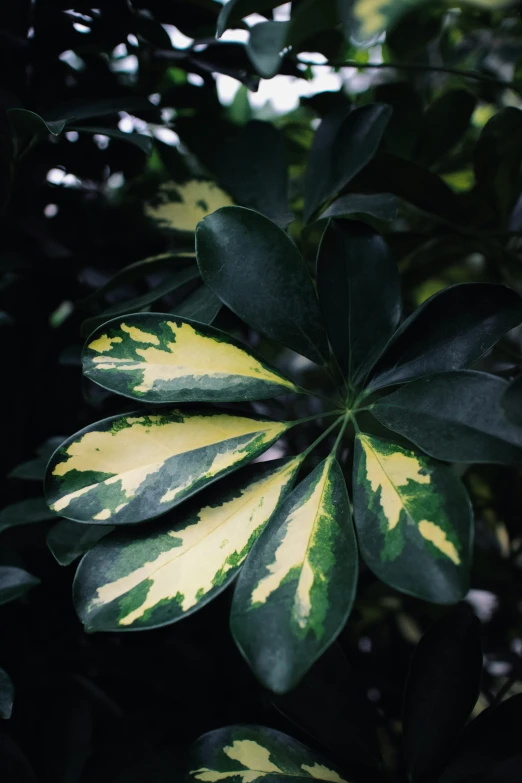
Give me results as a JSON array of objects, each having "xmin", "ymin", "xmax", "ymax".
[
  {"xmin": 74, "ymin": 458, "xmax": 300, "ymax": 632},
  {"xmin": 7, "ymin": 108, "xmax": 66, "ymax": 157},
  {"xmin": 8, "ymin": 437, "xmax": 64, "ymax": 481},
  {"xmin": 82, "ymin": 313, "xmax": 299, "ymax": 403},
  {"xmin": 437, "ymin": 694, "xmax": 522, "ymax": 783},
  {"xmin": 196, "ymin": 207, "xmax": 329, "ymax": 365},
  {"xmin": 231, "ymin": 457, "xmax": 357, "ymax": 693},
  {"xmin": 247, "ymin": 21, "xmax": 289, "ymax": 79},
  {"xmin": 501, "ymin": 374, "xmax": 522, "ymax": 426},
  {"xmin": 303, "ymin": 104, "xmax": 392, "ymax": 222},
  {"xmin": 367, "ymin": 284, "xmax": 522, "ymax": 392},
  {"xmin": 79, "ymin": 254, "xmax": 196, "ymax": 313},
  {"xmin": 215, "ymin": 121, "xmax": 293, "ymax": 228},
  {"xmin": 0, "ymin": 566, "xmax": 40, "ymax": 606},
  {"xmin": 353, "ymin": 152, "xmax": 465, "ymax": 224},
  {"xmin": 0, "ymin": 669, "xmax": 14, "ymax": 720},
  {"xmin": 353, "ymin": 434, "xmax": 472, "ymax": 603},
  {"xmin": 146, "ymin": 180, "xmax": 235, "ymax": 234},
  {"xmin": 172, "ymin": 284, "xmax": 222, "ymax": 325},
  {"xmin": 372, "ymin": 371, "xmax": 522, "ymax": 464},
  {"xmin": 0, "ymin": 497, "xmax": 57, "ymax": 534},
  {"xmin": 343, "ymin": 0, "xmax": 514, "ymax": 41},
  {"xmin": 45, "ymin": 409, "xmax": 289, "ymax": 525},
  {"xmin": 47, "ymin": 520, "xmax": 114, "ymax": 567},
  {"xmin": 80, "ymin": 266, "xmax": 201, "ymax": 336},
  {"xmin": 271, "ymin": 645, "xmax": 380, "ymax": 772},
  {"xmin": 217, "ymin": 0, "xmax": 282, "ymax": 37},
  {"xmin": 67, "ymin": 126, "xmax": 153, "ymax": 155},
  {"xmin": 317, "ymin": 193, "xmax": 398, "ymax": 223},
  {"xmin": 415, "ymin": 90, "xmax": 477, "ymax": 168},
  {"xmin": 186, "ymin": 724, "xmax": 350, "ymax": 783},
  {"xmin": 403, "ymin": 605, "xmax": 482, "ymax": 783},
  {"xmin": 317, "ymin": 219, "xmax": 401, "ymax": 385}
]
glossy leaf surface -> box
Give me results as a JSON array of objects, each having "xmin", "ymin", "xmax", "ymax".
[
  {"xmin": 196, "ymin": 207, "xmax": 329, "ymax": 364},
  {"xmin": 304, "ymin": 104, "xmax": 392, "ymax": 222},
  {"xmin": 231, "ymin": 458, "xmax": 357, "ymax": 693},
  {"xmin": 403, "ymin": 605, "xmax": 482, "ymax": 783},
  {"xmin": 317, "ymin": 220, "xmax": 401, "ymax": 384},
  {"xmin": 372, "ymin": 371, "xmax": 522, "ymax": 464},
  {"xmin": 45, "ymin": 410, "xmax": 288, "ymax": 525},
  {"xmin": 501, "ymin": 374, "xmax": 522, "ymax": 426},
  {"xmin": 317, "ymin": 193, "xmax": 398, "ymax": 223},
  {"xmin": 0, "ymin": 669, "xmax": 14, "ymax": 720},
  {"xmin": 0, "ymin": 567, "xmax": 40, "ymax": 606},
  {"xmin": 83, "ymin": 313, "xmax": 298, "ymax": 403},
  {"xmin": 217, "ymin": 0, "xmax": 281, "ymax": 37},
  {"xmin": 47, "ymin": 521, "xmax": 114, "ymax": 566},
  {"xmin": 74, "ymin": 459, "xmax": 300, "ymax": 631},
  {"xmin": 367, "ymin": 284, "xmax": 522, "ymax": 391},
  {"xmin": 353, "ymin": 434, "xmax": 472, "ymax": 603},
  {"xmin": 0, "ymin": 498, "xmax": 57, "ymax": 535},
  {"xmin": 186, "ymin": 724, "xmax": 350, "ymax": 783}
]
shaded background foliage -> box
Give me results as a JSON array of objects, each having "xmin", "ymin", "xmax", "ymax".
[{"xmin": 2, "ymin": 0, "xmax": 522, "ymax": 781}]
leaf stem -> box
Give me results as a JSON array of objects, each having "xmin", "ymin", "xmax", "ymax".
[
  {"xmin": 291, "ymin": 410, "xmax": 344, "ymax": 426},
  {"xmin": 330, "ymin": 415, "xmax": 350, "ymax": 457},
  {"xmin": 350, "ymin": 413, "xmax": 361, "ymax": 434},
  {"xmin": 298, "ymin": 415, "xmax": 344, "ymax": 460},
  {"xmin": 295, "ymin": 57, "xmax": 522, "ymax": 97}
]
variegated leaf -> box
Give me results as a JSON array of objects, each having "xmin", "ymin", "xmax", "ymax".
[
  {"xmin": 45, "ymin": 409, "xmax": 288, "ymax": 526},
  {"xmin": 74, "ymin": 458, "xmax": 301, "ymax": 631},
  {"xmin": 186, "ymin": 725, "xmax": 350, "ymax": 783},
  {"xmin": 346, "ymin": 0, "xmax": 513, "ymax": 42},
  {"xmin": 47, "ymin": 520, "xmax": 114, "ymax": 566},
  {"xmin": 145, "ymin": 180, "xmax": 234, "ymax": 233},
  {"xmin": 83, "ymin": 313, "xmax": 299, "ymax": 403},
  {"xmin": 231, "ymin": 457, "xmax": 357, "ymax": 693},
  {"xmin": 353, "ymin": 434, "xmax": 472, "ymax": 603}
]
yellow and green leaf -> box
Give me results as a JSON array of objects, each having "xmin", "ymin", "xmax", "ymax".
[
  {"xmin": 353, "ymin": 433, "xmax": 472, "ymax": 603},
  {"xmin": 83, "ymin": 313, "xmax": 299, "ymax": 403},
  {"xmin": 231, "ymin": 457, "xmax": 357, "ymax": 694},
  {"xmin": 349, "ymin": 0, "xmax": 513, "ymax": 41},
  {"xmin": 44, "ymin": 409, "xmax": 289, "ymax": 526},
  {"xmin": 145, "ymin": 180, "xmax": 234, "ymax": 233},
  {"xmin": 74, "ymin": 458, "xmax": 301, "ymax": 631},
  {"xmin": 187, "ymin": 725, "xmax": 350, "ymax": 783}
]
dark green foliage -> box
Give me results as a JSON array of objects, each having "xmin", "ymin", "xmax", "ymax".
[{"xmin": 2, "ymin": 0, "xmax": 522, "ymax": 780}]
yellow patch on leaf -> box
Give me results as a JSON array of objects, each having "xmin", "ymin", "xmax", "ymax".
[
  {"xmin": 360, "ymin": 435, "xmax": 430, "ymax": 531},
  {"xmin": 145, "ymin": 180, "xmax": 234, "ymax": 233},
  {"xmin": 88, "ymin": 461, "xmax": 298, "ymax": 625}
]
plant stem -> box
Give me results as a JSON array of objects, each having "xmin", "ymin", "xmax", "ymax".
[
  {"xmin": 291, "ymin": 410, "xmax": 344, "ymax": 426},
  {"xmin": 296, "ymin": 385, "xmax": 344, "ymax": 407},
  {"xmin": 350, "ymin": 413, "xmax": 361, "ymax": 434},
  {"xmin": 298, "ymin": 416, "xmax": 344, "ymax": 460},
  {"xmin": 330, "ymin": 415, "xmax": 350, "ymax": 457},
  {"xmin": 296, "ymin": 57, "xmax": 521, "ymax": 97}
]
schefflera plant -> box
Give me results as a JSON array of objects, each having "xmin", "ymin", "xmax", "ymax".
[{"xmin": 44, "ymin": 207, "xmax": 522, "ymax": 694}]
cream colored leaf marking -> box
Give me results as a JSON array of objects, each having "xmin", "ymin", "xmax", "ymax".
[
  {"xmin": 89, "ymin": 321, "xmax": 296, "ymax": 395},
  {"xmin": 418, "ymin": 520, "xmax": 460, "ymax": 565},
  {"xmin": 145, "ymin": 180, "xmax": 234, "ymax": 233},
  {"xmin": 192, "ymin": 739, "xmax": 350, "ymax": 783},
  {"xmin": 301, "ymin": 764, "xmax": 348, "ymax": 783},
  {"xmin": 120, "ymin": 323, "xmax": 160, "ymax": 344},
  {"xmin": 51, "ymin": 415, "xmax": 287, "ymax": 514},
  {"xmin": 192, "ymin": 740, "xmax": 281, "ymax": 782},
  {"xmin": 88, "ymin": 335, "xmax": 122, "ymax": 354},
  {"xmin": 89, "ymin": 461, "xmax": 299, "ymax": 625},
  {"xmin": 359, "ymin": 435, "xmax": 461, "ymax": 564},
  {"xmin": 250, "ymin": 461, "xmax": 330, "ymax": 629},
  {"xmin": 360, "ymin": 436, "xmax": 429, "ymax": 531}
]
